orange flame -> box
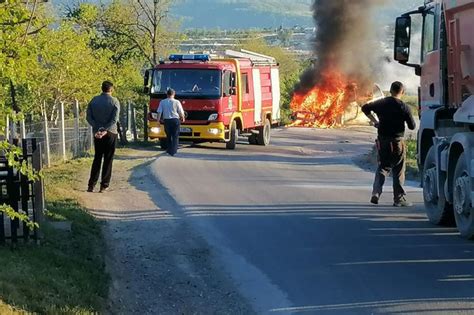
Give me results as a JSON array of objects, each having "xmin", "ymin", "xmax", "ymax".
[{"xmin": 290, "ymin": 70, "xmax": 348, "ymax": 128}]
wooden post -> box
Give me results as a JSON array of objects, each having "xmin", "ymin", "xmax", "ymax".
[
  {"xmin": 20, "ymin": 119, "xmax": 26, "ymax": 140},
  {"xmin": 89, "ymin": 126, "xmax": 94, "ymax": 152},
  {"xmin": 132, "ymin": 105, "xmax": 138, "ymax": 142},
  {"xmin": 127, "ymin": 101, "xmax": 132, "ymax": 132},
  {"xmin": 58, "ymin": 101, "xmax": 66, "ymax": 161},
  {"xmin": 5, "ymin": 115, "xmax": 10, "ymax": 142},
  {"xmin": 43, "ymin": 111, "xmax": 51, "ymax": 168},
  {"xmin": 32, "ymin": 143, "xmax": 44, "ymax": 242},
  {"xmin": 73, "ymin": 100, "xmax": 80, "ymax": 157}
]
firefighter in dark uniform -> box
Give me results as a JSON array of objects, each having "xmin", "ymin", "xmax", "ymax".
[{"xmin": 362, "ymin": 81, "xmax": 416, "ymax": 207}]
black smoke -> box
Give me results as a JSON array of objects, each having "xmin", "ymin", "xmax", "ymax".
[{"xmin": 294, "ymin": 0, "xmax": 386, "ymax": 95}]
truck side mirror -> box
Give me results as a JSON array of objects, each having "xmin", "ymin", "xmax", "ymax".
[
  {"xmin": 144, "ymin": 69, "xmax": 151, "ymax": 94},
  {"xmin": 394, "ymin": 16, "xmax": 412, "ymax": 63}
]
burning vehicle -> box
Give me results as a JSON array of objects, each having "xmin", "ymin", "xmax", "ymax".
[{"xmin": 289, "ymin": 0, "xmax": 392, "ymax": 128}]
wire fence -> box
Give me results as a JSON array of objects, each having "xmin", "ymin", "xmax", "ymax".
[
  {"xmin": 5, "ymin": 103, "xmax": 94, "ymax": 168},
  {"xmin": 4, "ymin": 100, "xmax": 146, "ymax": 167},
  {"xmin": 25, "ymin": 119, "xmax": 93, "ymax": 167}
]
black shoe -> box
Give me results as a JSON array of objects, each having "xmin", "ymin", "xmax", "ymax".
[
  {"xmin": 370, "ymin": 195, "xmax": 379, "ymax": 205},
  {"xmin": 87, "ymin": 186, "xmax": 94, "ymax": 193},
  {"xmin": 99, "ymin": 187, "xmax": 109, "ymax": 193}
]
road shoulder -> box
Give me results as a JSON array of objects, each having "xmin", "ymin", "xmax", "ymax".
[{"xmin": 76, "ymin": 145, "xmax": 254, "ymax": 314}]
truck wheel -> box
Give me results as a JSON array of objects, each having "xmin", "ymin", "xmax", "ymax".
[
  {"xmin": 159, "ymin": 139, "xmax": 168, "ymax": 150},
  {"xmin": 248, "ymin": 134, "xmax": 257, "ymax": 145},
  {"xmin": 423, "ymin": 146, "xmax": 454, "ymax": 226},
  {"xmin": 453, "ymin": 153, "xmax": 474, "ymax": 239},
  {"xmin": 226, "ymin": 121, "xmax": 238, "ymax": 150},
  {"xmin": 257, "ymin": 118, "xmax": 271, "ymax": 146}
]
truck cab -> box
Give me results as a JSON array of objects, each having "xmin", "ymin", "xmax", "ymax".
[
  {"xmin": 144, "ymin": 51, "xmax": 280, "ymax": 150},
  {"xmin": 394, "ymin": 0, "xmax": 474, "ymax": 238}
]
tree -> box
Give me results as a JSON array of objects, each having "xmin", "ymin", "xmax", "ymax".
[
  {"xmin": 239, "ymin": 37, "xmax": 305, "ymax": 121},
  {"xmin": 69, "ymin": 0, "xmax": 181, "ymax": 67},
  {"xmin": 0, "ymin": 0, "xmax": 46, "ymax": 229}
]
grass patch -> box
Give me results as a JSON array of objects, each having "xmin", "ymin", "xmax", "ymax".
[
  {"xmin": 360, "ymin": 138, "xmax": 419, "ymax": 181},
  {"xmin": 0, "ymin": 158, "xmax": 109, "ymax": 314},
  {"xmin": 405, "ymin": 138, "xmax": 419, "ymax": 179}
]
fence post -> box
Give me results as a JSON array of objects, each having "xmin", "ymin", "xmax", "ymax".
[
  {"xmin": 32, "ymin": 142, "xmax": 44, "ymax": 242},
  {"xmin": 73, "ymin": 100, "xmax": 80, "ymax": 157},
  {"xmin": 5, "ymin": 115, "xmax": 9, "ymax": 142},
  {"xmin": 20, "ymin": 118, "xmax": 26, "ymax": 140},
  {"xmin": 89, "ymin": 126, "xmax": 94, "ymax": 152},
  {"xmin": 143, "ymin": 104, "xmax": 148, "ymax": 142},
  {"xmin": 127, "ymin": 101, "xmax": 132, "ymax": 132},
  {"xmin": 43, "ymin": 111, "xmax": 51, "ymax": 167},
  {"xmin": 132, "ymin": 105, "xmax": 138, "ymax": 142},
  {"xmin": 59, "ymin": 101, "xmax": 66, "ymax": 161}
]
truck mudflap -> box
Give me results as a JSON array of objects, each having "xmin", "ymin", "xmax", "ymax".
[{"xmin": 148, "ymin": 121, "xmax": 226, "ymax": 141}]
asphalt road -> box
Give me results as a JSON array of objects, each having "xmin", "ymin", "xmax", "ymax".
[{"xmin": 146, "ymin": 127, "xmax": 474, "ymax": 314}]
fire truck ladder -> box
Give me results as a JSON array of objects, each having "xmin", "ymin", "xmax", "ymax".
[{"xmin": 223, "ymin": 49, "xmax": 278, "ymax": 66}]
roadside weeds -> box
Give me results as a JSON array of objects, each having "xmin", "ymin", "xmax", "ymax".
[
  {"xmin": 355, "ymin": 138, "xmax": 420, "ymax": 181},
  {"xmin": 0, "ymin": 158, "xmax": 109, "ymax": 314}
]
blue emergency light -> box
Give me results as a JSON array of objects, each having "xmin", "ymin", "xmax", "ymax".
[{"xmin": 169, "ymin": 54, "xmax": 211, "ymax": 62}]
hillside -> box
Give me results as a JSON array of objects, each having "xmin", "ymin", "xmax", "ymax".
[
  {"xmin": 172, "ymin": 0, "xmax": 313, "ymax": 29},
  {"xmin": 51, "ymin": 0, "xmax": 422, "ymax": 29}
]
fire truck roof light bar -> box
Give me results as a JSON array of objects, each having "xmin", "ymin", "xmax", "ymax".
[{"xmin": 169, "ymin": 54, "xmax": 211, "ymax": 62}]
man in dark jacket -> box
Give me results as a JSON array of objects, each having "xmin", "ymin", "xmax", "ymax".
[
  {"xmin": 86, "ymin": 81, "xmax": 120, "ymax": 193},
  {"xmin": 362, "ymin": 81, "xmax": 416, "ymax": 207}
]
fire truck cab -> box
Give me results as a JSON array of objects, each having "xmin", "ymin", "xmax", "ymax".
[
  {"xmin": 394, "ymin": 0, "xmax": 474, "ymax": 238},
  {"xmin": 144, "ymin": 50, "xmax": 281, "ymax": 150}
]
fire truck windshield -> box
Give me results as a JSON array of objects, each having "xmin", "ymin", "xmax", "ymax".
[{"xmin": 151, "ymin": 69, "xmax": 221, "ymax": 99}]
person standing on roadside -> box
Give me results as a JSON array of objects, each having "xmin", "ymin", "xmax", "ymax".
[
  {"xmin": 86, "ymin": 81, "xmax": 120, "ymax": 193},
  {"xmin": 362, "ymin": 81, "xmax": 416, "ymax": 207},
  {"xmin": 157, "ymin": 88, "xmax": 185, "ymax": 156}
]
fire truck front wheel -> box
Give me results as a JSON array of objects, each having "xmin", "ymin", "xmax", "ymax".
[
  {"xmin": 226, "ymin": 121, "xmax": 238, "ymax": 150},
  {"xmin": 257, "ymin": 119, "xmax": 271, "ymax": 146}
]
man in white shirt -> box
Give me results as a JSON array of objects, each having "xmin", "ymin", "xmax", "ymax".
[{"xmin": 157, "ymin": 89, "xmax": 186, "ymax": 156}]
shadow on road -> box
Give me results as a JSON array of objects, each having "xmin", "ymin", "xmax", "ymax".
[{"xmin": 123, "ymin": 153, "xmax": 474, "ymax": 314}]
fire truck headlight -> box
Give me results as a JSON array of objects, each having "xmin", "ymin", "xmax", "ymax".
[
  {"xmin": 208, "ymin": 113, "xmax": 218, "ymax": 121},
  {"xmin": 208, "ymin": 128, "xmax": 222, "ymax": 135},
  {"xmin": 151, "ymin": 127, "xmax": 161, "ymax": 134}
]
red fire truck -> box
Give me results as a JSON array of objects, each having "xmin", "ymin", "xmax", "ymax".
[
  {"xmin": 394, "ymin": 0, "xmax": 474, "ymax": 238},
  {"xmin": 144, "ymin": 50, "xmax": 281, "ymax": 149}
]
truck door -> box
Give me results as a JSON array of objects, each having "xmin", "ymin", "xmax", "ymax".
[
  {"xmin": 241, "ymin": 71, "xmax": 254, "ymax": 127},
  {"xmin": 420, "ymin": 5, "xmax": 443, "ymax": 111}
]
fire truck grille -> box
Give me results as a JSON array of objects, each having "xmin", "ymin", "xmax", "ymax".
[{"xmin": 185, "ymin": 111, "xmax": 216, "ymax": 121}]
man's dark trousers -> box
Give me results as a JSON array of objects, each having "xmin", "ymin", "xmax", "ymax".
[
  {"xmin": 372, "ymin": 137, "xmax": 406, "ymax": 201},
  {"xmin": 88, "ymin": 133, "xmax": 117, "ymax": 189},
  {"xmin": 164, "ymin": 118, "xmax": 180, "ymax": 156}
]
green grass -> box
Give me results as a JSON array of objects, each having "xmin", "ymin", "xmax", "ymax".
[
  {"xmin": 405, "ymin": 138, "xmax": 419, "ymax": 179},
  {"xmin": 0, "ymin": 158, "xmax": 109, "ymax": 314},
  {"xmin": 363, "ymin": 138, "xmax": 419, "ymax": 180},
  {"xmin": 401, "ymin": 95, "xmax": 419, "ymax": 117}
]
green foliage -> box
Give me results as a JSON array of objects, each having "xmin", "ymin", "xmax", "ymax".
[
  {"xmin": 401, "ymin": 94, "xmax": 419, "ymax": 117},
  {"xmin": 405, "ymin": 138, "xmax": 419, "ymax": 178},
  {"xmin": 0, "ymin": 159, "xmax": 108, "ymax": 314},
  {"xmin": 0, "ymin": 0, "xmax": 179, "ymax": 233}
]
